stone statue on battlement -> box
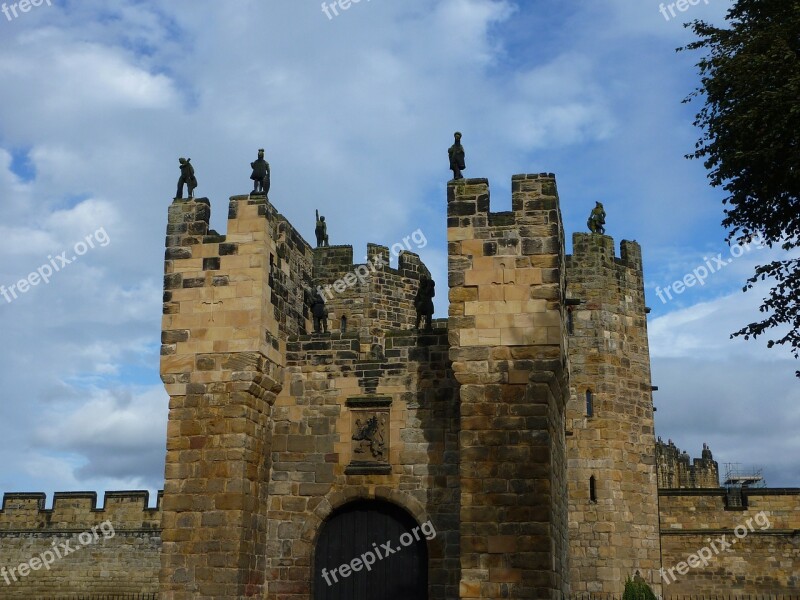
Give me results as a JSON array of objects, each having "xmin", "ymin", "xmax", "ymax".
[
  {"xmin": 587, "ymin": 201, "xmax": 606, "ymax": 234},
  {"xmin": 702, "ymin": 443, "xmax": 713, "ymax": 461},
  {"xmin": 448, "ymin": 131, "xmax": 465, "ymax": 180},
  {"xmin": 175, "ymin": 157, "xmax": 197, "ymax": 199},
  {"xmin": 250, "ymin": 148, "xmax": 270, "ymax": 196},
  {"xmin": 414, "ymin": 275, "xmax": 435, "ymax": 331},
  {"xmin": 305, "ymin": 287, "xmax": 328, "ymax": 333},
  {"xmin": 315, "ymin": 209, "xmax": 329, "ymax": 247}
]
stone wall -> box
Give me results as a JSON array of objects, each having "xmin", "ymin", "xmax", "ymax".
[
  {"xmin": 0, "ymin": 492, "xmax": 161, "ymax": 598},
  {"xmin": 268, "ymin": 204, "xmax": 316, "ymax": 340},
  {"xmin": 159, "ymin": 192, "xmax": 444, "ymax": 598},
  {"xmin": 659, "ymin": 489, "xmax": 800, "ymax": 593},
  {"xmin": 447, "ymin": 174, "xmax": 570, "ymax": 600},
  {"xmin": 565, "ymin": 234, "xmax": 663, "ymax": 594},
  {"xmin": 265, "ymin": 328, "xmax": 460, "ymax": 599}
]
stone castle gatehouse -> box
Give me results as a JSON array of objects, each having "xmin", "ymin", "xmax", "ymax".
[{"xmin": 0, "ymin": 172, "xmax": 797, "ymax": 599}]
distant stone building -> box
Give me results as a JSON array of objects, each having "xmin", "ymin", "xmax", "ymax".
[
  {"xmin": 656, "ymin": 438, "xmax": 720, "ymax": 489},
  {"xmin": 0, "ymin": 172, "xmax": 797, "ymax": 599}
]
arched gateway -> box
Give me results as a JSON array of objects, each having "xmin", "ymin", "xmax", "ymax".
[{"xmin": 313, "ymin": 500, "xmax": 429, "ymax": 600}]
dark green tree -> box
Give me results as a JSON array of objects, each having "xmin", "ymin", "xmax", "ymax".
[
  {"xmin": 681, "ymin": 0, "xmax": 800, "ymax": 376},
  {"xmin": 622, "ymin": 576, "xmax": 657, "ymax": 600}
]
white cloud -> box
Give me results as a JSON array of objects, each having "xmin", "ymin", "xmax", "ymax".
[
  {"xmin": 0, "ymin": 0, "xmax": 796, "ymax": 498},
  {"xmin": 650, "ymin": 291, "xmax": 800, "ymax": 487}
]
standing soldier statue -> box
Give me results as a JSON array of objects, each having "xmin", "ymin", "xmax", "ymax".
[
  {"xmin": 250, "ymin": 148, "xmax": 270, "ymax": 196},
  {"xmin": 587, "ymin": 201, "xmax": 606, "ymax": 235},
  {"xmin": 305, "ymin": 287, "xmax": 328, "ymax": 333},
  {"xmin": 414, "ymin": 275, "xmax": 436, "ymax": 331},
  {"xmin": 175, "ymin": 157, "xmax": 197, "ymax": 199},
  {"xmin": 448, "ymin": 131, "xmax": 466, "ymax": 180},
  {"xmin": 315, "ymin": 209, "xmax": 329, "ymax": 247}
]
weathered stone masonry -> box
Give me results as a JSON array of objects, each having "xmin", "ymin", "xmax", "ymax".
[
  {"xmin": 0, "ymin": 491, "xmax": 161, "ymax": 598},
  {"xmin": 659, "ymin": 488, "xmax": 800, "ymax": 594},
  {"xmin": 265, "ymin": 328, "xmax": 460, "ymax": 599},
  {"xmin": 447, "ymin": 175, "xmax": 570, "ymax": 599},
  {"xmin": 160, "ymin": 197, "xmax": 284, "ymax": 599},
  {"xmin": 656, "ymin": 438, "xmax": 720, "ymax": 490},
  {"xmin": 566, "ymin": 233, "xmax": 663, "ymax": 595},
  {"xmin": 1, "ymin": 172, "xmax": 798, "ymax": 599},
  {"xmin": 157, "ymin": 176, "xmax": 577, "ymax": 599}
]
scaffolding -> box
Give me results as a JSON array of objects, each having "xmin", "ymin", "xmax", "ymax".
[{"xmin": 723, "ymin": 462, "xmax": 766, "ymax": 489}]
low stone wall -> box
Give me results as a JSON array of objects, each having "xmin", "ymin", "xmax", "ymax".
[{"xmin": 0, "ymin": 491, "xmax": 161, "ymax": 598}]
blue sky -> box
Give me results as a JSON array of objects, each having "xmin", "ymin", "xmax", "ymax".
[{"xmin": 0, "ymin": 0, "xmax": 797, "ymax": 506}]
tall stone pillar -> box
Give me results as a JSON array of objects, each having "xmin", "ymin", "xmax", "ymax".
[
  {"xmin": 448, "ymin": 175, "xmax": 570, "ymax": 599},
  {"xmin": 159, "ymin": 196, "xmax": 282, "ymax": 598}
]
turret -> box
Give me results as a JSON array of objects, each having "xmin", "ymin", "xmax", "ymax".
[{"xmin": 565, "ymin": 232, "xmax": 662, "ymax": 594}]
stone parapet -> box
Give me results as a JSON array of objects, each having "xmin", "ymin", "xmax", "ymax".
[
  {"xmin": 0, "ymin": 491, "xmax": 161, "ymax": 531},
  {"xmin": 0, "ymin": 491, "xmax": 161, "ymax": 598}
]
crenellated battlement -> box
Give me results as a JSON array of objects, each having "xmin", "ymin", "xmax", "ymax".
[
  {"xmin": 313, "ymin": 243, "xmax": 427, "ymax": 281},
  {"xmin": 569, "ymin": 233, "xmax": 643, "ymax": 277},
  {"xmin": 163, "ymin": 193, "xmax": 433, "ymax": 362},
  {"xmin": 310, "ymin": 242, "xmax": 430, "ymax": 335},
  {"xmin": 566, "ymin": 233, "xmax": 649, "ymax": 327},
  {"xmin": 0, "ymin": 491, "xmax": 162, "ymax": 531},
  {"xmin": 446, "ymin": 174, "xmax": 561, "ymax": 230}
]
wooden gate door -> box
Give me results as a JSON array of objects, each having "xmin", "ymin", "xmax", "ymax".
[{"xmin": 313, "ymin": 500, "xmax": 428, "ymax": 600}]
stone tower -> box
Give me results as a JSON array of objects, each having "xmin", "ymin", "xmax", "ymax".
[
  {"xmin": 447, "ymin": 174, "xmax": 570, "ymax": 599},
  {"xmin": 160, "ymin": 196, "xmax": 286, "ymax": 598},
  {"xmin": 565, "ymin": 233, "xmax": 663, "ymax": 594}
]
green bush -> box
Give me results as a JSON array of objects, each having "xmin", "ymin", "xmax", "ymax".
[{"xmin": 622, "ymin": 576, "xmax": 657, "ymax": 600}]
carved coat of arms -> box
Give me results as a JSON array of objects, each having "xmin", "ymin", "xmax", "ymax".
[
  {"xmin": 345, "ymin": 397, "xmax": 391, "ymax": 474},
  {"xmin": 352, "ymin": 415, "xmax": 387, "ymax": 460}
]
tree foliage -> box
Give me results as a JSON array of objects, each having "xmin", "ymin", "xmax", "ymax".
[
  {"xmin": 622, "ymin": 576, "xmax": 657, "ymax": 600},
  {"xmin": 681, "ymin": 0, "xmax": 800, "ymax": 376}
]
